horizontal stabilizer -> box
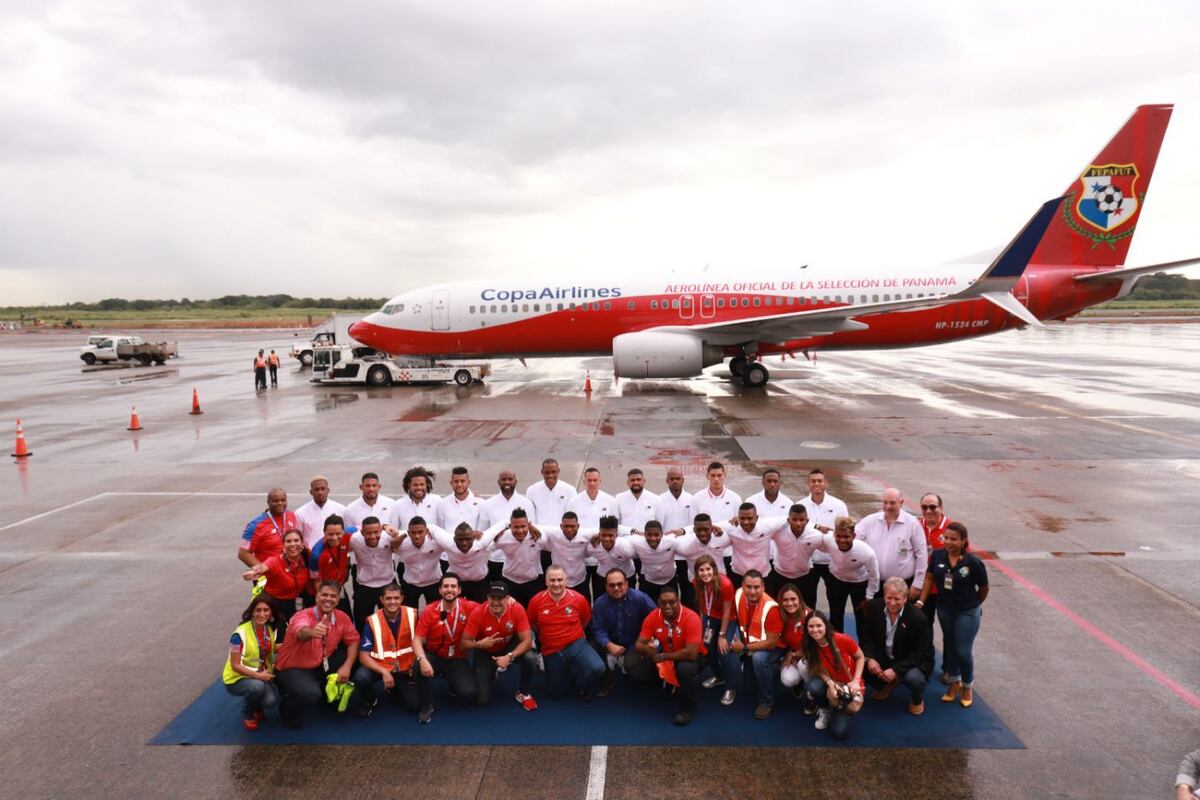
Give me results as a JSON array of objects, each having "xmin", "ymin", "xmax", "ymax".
[{"xmin": 1073, "ymin": 257, "xmax": 1200, "ymax": 282}]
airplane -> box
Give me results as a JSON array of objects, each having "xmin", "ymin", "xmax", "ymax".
[{"xmin": 350, "ymin": 104, "xmax": 1199, "ymax": 386}]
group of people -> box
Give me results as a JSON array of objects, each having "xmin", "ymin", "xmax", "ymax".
[
  {"xmin": 225, "ymin": 460, "xmax": 988, "ymax": 737},
  {"xmin": 252, "ymin": 349, "xmax": 281, "ymax": 390}
]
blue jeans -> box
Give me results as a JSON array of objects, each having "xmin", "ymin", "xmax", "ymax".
[
  {"xmin": 543, "ymin": 637, "xmax": 605, "ymax": 698},
  {"xmin": 937, "ymin": 604, "xmax": 982, "ymax": 687},
  {"xmin": 803, "ymin": 676, "xmax": 854, "ymax": 740},
  {"xmin": 699, "ymin": 616, "xmax": 737, "ymax": 682},
  {"xmin": 224, "ymin": 678, "xmax": 279, "ymax": 718},
  {"xmin": 722, "ymin": 646, "xmax": 784, "ymax": 706}
]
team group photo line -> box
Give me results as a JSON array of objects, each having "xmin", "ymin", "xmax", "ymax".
[{"xmin": 229, "ymin": 461, "xmax": 987, "ymax": 736}]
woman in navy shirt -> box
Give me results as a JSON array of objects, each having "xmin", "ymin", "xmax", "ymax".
[{"xmin": 917, "ymin": 522, "xmax": 988, "ymax": 708}]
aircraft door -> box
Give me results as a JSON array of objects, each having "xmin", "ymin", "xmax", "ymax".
[
  {"xmin": 700, "ymin": 294, "xmax": 716, "ymax": 319},
  {"xmin": 679, "ymin": 294, "xmax": 695, "ymax": 320},
  {"xmin": 431, "ymin": 290, "xmax": 450, "ymax": 331}
]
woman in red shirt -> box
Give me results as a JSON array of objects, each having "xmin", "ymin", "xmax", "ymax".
[
  {"xmin": 800, "ymin": 610, "xmax": 865, "ymax": 740},
  {"xmin": 242, "ymin": 529, "xmax": 313, "ymax": 624},
  {"xmin": 691, "ymin": 554, "xmax": 735, "ymax": 697},
  {"xmin": 776, "ymin": 583, "xmax": 813, "ymax": 693}
]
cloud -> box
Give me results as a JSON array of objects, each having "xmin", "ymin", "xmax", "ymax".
[{"xmin": 1, "ymin": 0, "xmax": 1198, "ymax": 304}]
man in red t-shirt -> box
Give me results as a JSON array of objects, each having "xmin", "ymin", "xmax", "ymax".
[
  {"xmin": 307, "ymin": 514, "xmax": 354, "ymax": 615},
  {"xmin": 631, "ymin": 586, "xmax": 705, "ymax": 725},
  {"xmin": 527, "ymin": 565, "xmax": 605, "ymax": 699},
  {"xmin": 917, "ymin": 493, "xmax": 951, "ymax": 630},
  {"xmin": 274, "ymin": 580, "xmax": 360, "ymax": 729},
  {"xmin": 462, "ymin": 581, "xmax": 538, "ymax": 710},
  {"xmin": 412, "ymin": 573, "xmax": 478, "ymax": 723},
  {"xmin": 238, "ymin": 488, "xmax": 299, "ymax": 568}
]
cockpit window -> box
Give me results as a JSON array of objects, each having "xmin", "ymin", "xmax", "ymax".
[{"xmin": 381, "ymin": 303, "xmax": 404, "ymax": 315}]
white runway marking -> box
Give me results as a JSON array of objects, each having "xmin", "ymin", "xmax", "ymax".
[
  {"xmin": 0, "ymin": 494, "xmax": 108, "ymax": 532},
  {"xmin": 585, "ymin": 745, "xmax": 607, "ymax": 800}
]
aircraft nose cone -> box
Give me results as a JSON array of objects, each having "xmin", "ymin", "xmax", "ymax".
[{"xmin": 348, "ymin": 321, "xmax": 370, "ymax": 342}]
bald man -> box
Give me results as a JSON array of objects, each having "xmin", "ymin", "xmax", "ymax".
[
  {"xmin": 855, "ymin": 488, "xmax": 927, "ymax": 601},
  {"xmin": 239, "ymin": 488, "xmax": 299, "ymax": 568}
]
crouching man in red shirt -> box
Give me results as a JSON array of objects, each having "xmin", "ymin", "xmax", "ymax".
[
  {"xmin": 412, "ymin": 573, "xmax": 478, "ymax": 723},
  {"xmin": 527, "ymin": 565, "xmax": 605, "ymax": 700},
  {"xmin": 274, "ymin": 580, "xmax": 359, "ymax": 729},
  {"xmin": 631, "ymin": 586, "xmax": 706, "ymax": 726}
]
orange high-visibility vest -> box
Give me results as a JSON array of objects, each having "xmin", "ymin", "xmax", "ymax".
[
  {"xmin": 734, "ymin": 588, "xmax": 779, "ymax": 644},
  {"xmin": 268, "ymin": 353, "xmax": 279, "ymax": 366},
  {"xmin": 366, "ymin": 606, "xmax": 417, "ymax": 672},
  {"xmin": 254, "ymin": 356, "xmax": 267, "ymax": 369}
]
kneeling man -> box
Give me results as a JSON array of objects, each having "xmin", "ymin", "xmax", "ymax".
[{"xmin": 631, "ymin": 586, "xmax": 705, "ymax": 726}]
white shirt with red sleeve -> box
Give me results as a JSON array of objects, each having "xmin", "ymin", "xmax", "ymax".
[
  {"xmin": 855, "ymin": 510, "xmax": 928, "ymax": 586},
  {"xmin": 527, "ymin": 588, "xmax": 591, "ymax": 655},
  {"xmin": 489, "ymin": 523, "xmax": 548, "ymax": 584},
  {"xmin": 819, "ymin": 533, "xmax": 880, "ymax": 597},
  {"xmin": 427, "ymin": 523, "xmax": 500, "ymax": 582},
  {"xmin": 393, "ymin": 531, "xmax": 443, "ymax": 588},
  {"xmin": 588, "ymin": 537, "xmax": 636, "ymax": 578},
  {"xmin": 294, "ymin": 498, "xmax": 347, "ymax": 550},
  {"xmin": 673, "ymin": 528, "xmax": 729, "ymax": 579},
  {"xmin": 772, "ymin": 522, "xmax": 825, "ymax": 579},
  {"xmin": 724, "ymin": 516, "xmax": 785, "ymax": 575},
  {"xmin": 537, "ymin": 525, "xmax": 592, "ymax": 586},
  {"xmin": 625, "ymin": 535, "xmax": 679, "ymax": 583}
]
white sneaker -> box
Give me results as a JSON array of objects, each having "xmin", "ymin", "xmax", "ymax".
[{"xmin": 815, "ymin": 709, "xmax": 830, "ymax": 730}]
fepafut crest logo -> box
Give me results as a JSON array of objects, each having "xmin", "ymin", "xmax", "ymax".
[{"xmin": 1063, "ymin": 163, "xmax": 1142, "ymax": 249}]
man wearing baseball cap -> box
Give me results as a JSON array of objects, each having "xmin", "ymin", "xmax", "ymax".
[{"xmin": 462, "ymin": 581, "xmax": 539, "ymax": 710}]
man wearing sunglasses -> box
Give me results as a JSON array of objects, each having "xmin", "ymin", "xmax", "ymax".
[{"xmin": 915, "ymin": 493, "xmax": 951, "ymax": 629}]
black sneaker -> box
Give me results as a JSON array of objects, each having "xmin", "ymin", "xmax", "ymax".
[
  {"xmin": 577, "ymin": 688, "xmax": 591, "ymax": 703},
  {"xmin": 418, "ymin": 705, "xmax": 434, "ymax": 724},
  {"xmin": 673, "ymin": 707, "xmax": 695, "ymax": 726},
  {"xmin": 356, "ymin": 697, "xmax": 378, "ymax": 719}
]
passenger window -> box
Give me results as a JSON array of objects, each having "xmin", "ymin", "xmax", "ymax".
[
  {"xmin": 883, "ymin": 294, "xmax": 890, "ymax": 302},
  {"xmin": 787, "ymin": 297, "xmax": 794, "ymax": 306},
  {"xmin": 651, "ymin": 300, "xmax": 658, "ymax": 310},
  {"xmin": 670, "ymin": 299, "xmax": 680, "ymax": 309},
  {"xmin": 604, "ymin": 301, "xmax": 612, "ymax": 311},
  {"xmin": 860, "ymin": 295, "xmax": 867, "ymax": 303},
  {"xmin": 592, "ymin": 302, "xmax": 601, "ymax": 311},
  {"xmin": 558, "ymin": 303, "xmax": 565, "ymax": 310},
  {"xmin": 627, "ymin": 301, "xmax": 635, "ymax": 310},
  {"xmin": 501, "ymin": 304, "xmax": 508, "ymax": 313},
  {"xmin": 717, "ymin": 298, "xmax": 725, "ymax": 308},
  {"xmin": 569, "ymin": 302, "xmax": 576, "ymax": 310},
  {"xmin": 753, "ymin": 297, "xmax": 761, "ymax": 307},
  {"xmin": 490, "ymin": 304, "xmax": 497, "ymax": 313},
  {"xmin": 533, "ymin": 303, "xmax": 540, "ymax": 312},
  {"xmin": 469, "ymin": 305, "xmax": 476, "ymax": 314},
  {"xmin": 872, "ymin": 294, "xmax": 879, "ymax": 303}
]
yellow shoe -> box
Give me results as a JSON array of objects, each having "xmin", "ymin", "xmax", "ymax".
[
  {"xmin": 941, "ymin": 681, "xmax": 962, "ymax": 702},
  {"xmin": 959, "ymin": 687, "xmax": 973, "ymax": 708}
]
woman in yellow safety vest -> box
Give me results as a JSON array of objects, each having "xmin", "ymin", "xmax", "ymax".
[{"xmin": 223, "ymin": 595, "xmax": 280, "ymax": 730}]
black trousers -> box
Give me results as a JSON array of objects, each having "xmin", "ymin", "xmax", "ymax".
[
  {"xmin": 268, "ymin": 364, "xmax": 278, "ymax": 386},
  {"xmin": 276, "ymin": 646, "xmax": 349, "ymax": 722},
  {"xmin": 460, "ymin": 578, "xmax": 489, "ymax": 604},
  {"xmin": 675, "ymin": 561, "xmax": 695, "ymax": 607},
  {"xmin": 627, "ymin": 653, "xmax": 702, "ymax": 713},
  {"xmin": 402, "ymin": 581, "xmax": 440, "ymax": 611},
  {"xmin": 254, "ymin": 367, "xmax": 267, "ymax": 390},
  {"xmin": 352, "ymin": 581, "xmax": 387, "ymax": 633},
  {"xmin": 826, "ymin": 575, "xmax": 869, "ymax": 634},
  {"xmin": 416, "ymin": 653, "xmax": 478, "ymax": 708},
  {"xmin": 352, "ymin": 665, "xmax": 420, "ymax": 711},
  {"xmin": 767, "ymin": 570, "xmax": 820, "ymax": 609},
  {"xmin": 504, "ymin": 576, "xmax": 545, "ymax": 609},
  {"xmin": 638, "ymin": 576, "xmax": 678, "ymax": 603}
]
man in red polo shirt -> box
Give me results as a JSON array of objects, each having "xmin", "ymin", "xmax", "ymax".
[
  {"xmin": 412, "ymin": 573, "xmax": 478, "ymax": 723},
  {"xmin": 631, "ymin": 586, "xmax": 706, "ymax": 725},
  {"xmin": 915, "ymin": 492, "xmax": 951, "ymax": 630},
  {"xmin": 274, "ymin": 580, "xmax": 359, "ymax": 729},
  {"xmin": 527, "ymin": 565, "xmax": 605, "ymax": 700},
  {"xmin": 462, "ymin": 581, "xmax": 538, "ymax": 710},
  {"xmin": 307, "ymin": 514, "xmax": 354, "ymax": 615},
  {"xmin": 238, "ymin": 487, "xmax": 299, "ymax": 568}
]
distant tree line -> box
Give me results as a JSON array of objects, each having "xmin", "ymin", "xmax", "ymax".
[
  {"xmin": 40, "ymin": 294, "xmax": 389, "ymax": 311},
  {"xmin": 1115, "ymin": 273, "xmax": 1200, "ymax": 301}
]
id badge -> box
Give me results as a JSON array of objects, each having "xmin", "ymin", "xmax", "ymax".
[
  {"xmin": 294, "ymin": 597, "xmax": 303, "ymax": 612},
  {"xmin": 703, "ymin": 628, "xmax": 714, "ymax": 645},
  {"xmin": 943, "ymin": 572, "xmax": 953, "ymax": 591},
  {"xmin": 448, "ymin": 645, "xmax": 455, "ymax": 657},
  {"xmin": 322, "ymin": 656, "xmax": 330, "ymax": 672}
]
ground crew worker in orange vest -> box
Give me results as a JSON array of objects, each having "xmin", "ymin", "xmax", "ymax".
[
  {"xmin": 254, "ymin": 349, "xmax": 268, "ymax": 391},
  {"xmin": 268, "ymin": 349, "xmax": 280, "ymax": 387},
  {"xmin": 352, "ymin": 582, "xmax": 419, "ymax": 718}
]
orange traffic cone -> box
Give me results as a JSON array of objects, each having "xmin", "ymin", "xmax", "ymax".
[
  {"xmin": 584, "ymin": 371, "xmax": 592, "ymax": 394},
  {"xmin": 11, "ymin": 419, "xmax": 32, "ymax": 459},
  {"xmin": 127, "ymin": 405, "xmax": 143, "ymax": 431},
  {"xmin": 189, "ymin": 387, "xmax": 203, "ymax": 415}
]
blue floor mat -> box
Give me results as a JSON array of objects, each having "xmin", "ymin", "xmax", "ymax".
[{"xmin": 152, "ymin": 652, "xmax": 1022, "ymax": 748}]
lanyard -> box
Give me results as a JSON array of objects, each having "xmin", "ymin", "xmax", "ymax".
[
  {"xmin": 254, "ymin": 624, "xmax": 271, "ymax": 665},
  {"xmin": 702, "ymin": 583, "xmax": 716, "ymax": 617},
  {"xmin": 327, "ymin": 539, "xmax": 347, "ymax": 580},
  {"xmin": 663, "ymin": 614, "xmax": 681, "ymax": 651},
  {"xmin": 313, "ymin": 608, "xmax": 334, "ymax": 654},
  {"xmin": 268, "ymin": 512, "xmax": 285, "ymax": 539},
  {"xmin": 441, "ymin": 600, "xmax": 461, "ymax": 643}
]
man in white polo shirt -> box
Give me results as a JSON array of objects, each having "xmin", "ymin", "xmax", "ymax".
[
  {"xmin": 567, "ymin": 467, "xmax": 617, "ymax": 527},
  {"xmin": 390, "ymin": 466, "xmax": 441, "ymax": 531},
  {"xmin": 692, "ymin": 461, "xmax": 741, "ymax": 575},
  {"xmin": 530, "ymin": 512, "xmax": 593, "ymax": 597},
  {"xmin": 855, "ymin": 487, "xmax": 927, "ymax": 601},
  {"xmin": 479, "ymin": 468, "xmax": 531, "ymax": 580},
  {"xmin": 436, "ymin": 467, "xmax": 484, "ymax": 532},
  {"xmin": 294, "ymin": 475, "xmax": 347, "ymax": 550},
  {"xmin": 390, "ymin": 516, "xmax": 445, "ymax": 609},
  {"xmin": 427, "ymin": 521, "xmax": 502, "ymax": 603},
  {"xmin": 524, "ymin": 458, "xmax": 574, "ymax": 526},
  {"xmin": 487, "ymin": 508, "xmax": 548, "ymax": 607},
  {"xmin": 349, "ymin": 516, "xmax": 397, "ymax": 632},
  {"xmin": 344, "ymin": 472, "xmax": 396, "ymax": 532},
  {"xmin": 746, "ymin": 468, "xmax": 792, "ymax": 519},
  {"xmin": 656, "ymin": 466, "xmax": 695, "ymax": 604},
  {"xmin": 819, "ymin": 516, "xmax": 880, "ymax": 634},
  {"xmin": 615, "ymin": 468, "xmax": 659, "ymax": 529},
  {"xmin": 800, "ymin": 467, "xmax": 849, "ymax": 606}
]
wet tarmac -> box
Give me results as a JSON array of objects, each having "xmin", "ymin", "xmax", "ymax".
[{"xmin": 1, "ymin": 322, "xmax": 1198, "ymax": 799}]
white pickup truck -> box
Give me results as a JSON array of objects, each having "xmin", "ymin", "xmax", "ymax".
[
  {"xmin": 79, "ymin": 335, "xmax": 178, "ymax": 366},
  {"xmin": 311, "ymin": 346, "xmax": 489, "ymax": 387}
]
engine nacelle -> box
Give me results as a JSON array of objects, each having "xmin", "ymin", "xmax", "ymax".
[{"xmin": 612, "ymin": 331, "xmax": 724, "ymax": 379}]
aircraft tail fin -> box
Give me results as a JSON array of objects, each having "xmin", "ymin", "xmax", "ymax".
[{"xmin": 1030, "ymin": 104, "xmax": 1173, "ymax": 269}]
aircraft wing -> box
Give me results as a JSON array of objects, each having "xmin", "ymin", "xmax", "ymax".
[
  {"xmin": 663, "ymin": 196, "xmax": 1064, "ymax": 345},
  {"xmin": 1072, "ymin": 257, "xmax": 1200, "ymax": 282}
]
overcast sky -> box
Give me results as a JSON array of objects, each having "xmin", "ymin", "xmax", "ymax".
[{"xmin": 2, "ymin": 0, "xmax": 1199, "ymax": 304}]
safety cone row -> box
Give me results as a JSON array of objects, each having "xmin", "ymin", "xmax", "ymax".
[
  {"xmin": 127, "ymin": 405, "xmax": 143, "ymax": 431},
  {"xmin": 584, "ymin": 371, "xmax": 592, "ymax": 394},
  {"xmin": 189, "ymin": 387, "xmax": 203, "ymax": 415},
  {"xmin": 11, "ymin": 419, "xmax": 32, "ymax": 459}
]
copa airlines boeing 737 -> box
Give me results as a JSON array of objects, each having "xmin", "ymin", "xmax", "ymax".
[{"xmin": 350, "ymin": 105, "xmax": 1198, "ymax": 386}]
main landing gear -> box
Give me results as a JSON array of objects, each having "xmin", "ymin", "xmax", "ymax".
[{"xmin": 728, "ymin": 355, "xmax": 769, "ymax": 387}]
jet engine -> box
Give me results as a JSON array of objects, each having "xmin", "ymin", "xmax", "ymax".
[{"xmin": 612, "ymin": 331, "xmax": 725, "ymax": 379}]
